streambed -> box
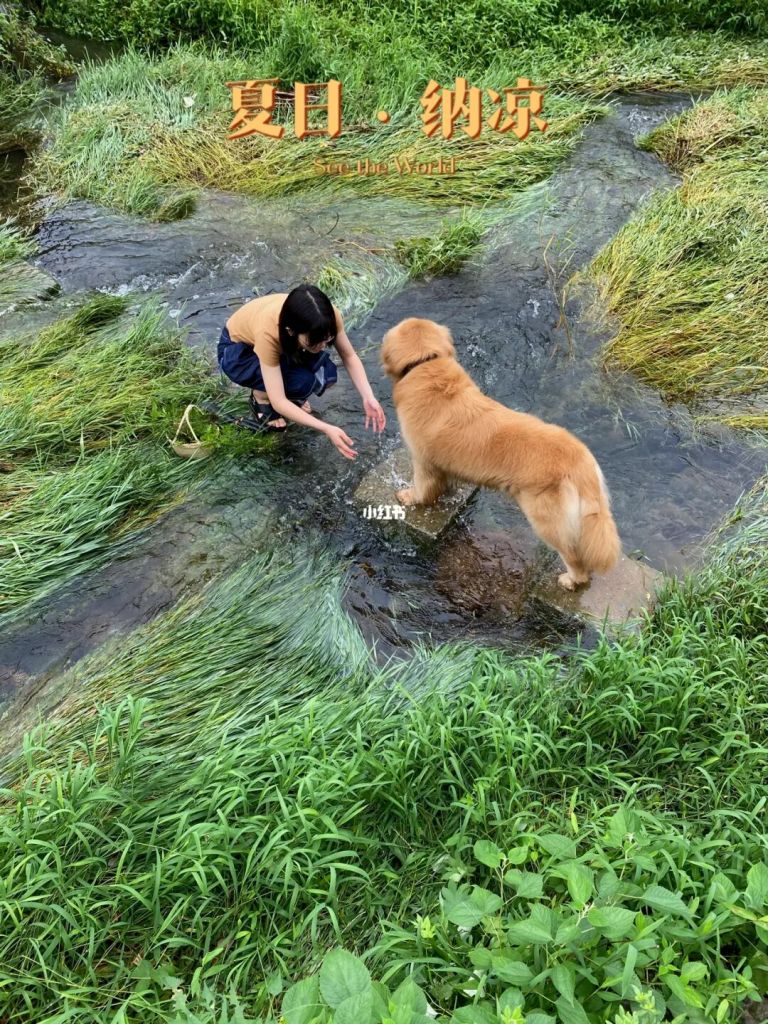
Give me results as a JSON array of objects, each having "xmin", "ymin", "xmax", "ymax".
[{"xmin": 1, "ymin": 88, "xmax": 766, "ymax": 705}]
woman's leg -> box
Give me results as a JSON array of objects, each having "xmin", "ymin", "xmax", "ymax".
[{"xmin": 281, "ymin": 360, "xmax": 319, "ymax": 415}]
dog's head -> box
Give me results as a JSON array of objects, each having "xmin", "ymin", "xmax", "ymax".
[{"xmin": 380, "ymin": 317, "xmax": 456, "ymax": 381}]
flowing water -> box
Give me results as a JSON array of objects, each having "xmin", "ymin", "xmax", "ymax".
[{"xmin": 1, "ymin": 82, "xmax": 766, "ymax": 710}]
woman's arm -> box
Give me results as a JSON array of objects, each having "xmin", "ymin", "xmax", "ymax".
[
  {"xmin": 334, "ymin": 329, "xmax": 375, "ymax": 400},
  {"xmin": 334, "ymin": 329, "xmax": 386, "ymax": 432},
  {"xmin": 260, "ymin": 363, "xmax": 358, "ymax": 459}
]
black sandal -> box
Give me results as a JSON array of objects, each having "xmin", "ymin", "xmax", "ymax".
[{"xmin": 249, "ymin": 394, "xmax": 287, "ymax": 431}]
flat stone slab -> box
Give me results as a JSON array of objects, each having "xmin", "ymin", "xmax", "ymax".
[
  {"xmin": 353, "ymin": 446, "xmax": 477, "ymax": 539},
  {"xmin": 532, "ymin": 553, "xmax": 664, "ymax": 632}
]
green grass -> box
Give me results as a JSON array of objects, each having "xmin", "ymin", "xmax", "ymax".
[
  {"xmin": 24, "ymin": 8, "xmax": 768, "ymax": 227},
  {"xmin": 0, "ymin": 6, "xmax": 74, "ymax": 152},
  {"xmin": 27, "ymin": 0, "xmax": 768, "ymax": 53},
  {"xmin": 0, "ymin": 471, "xmax": 765, "ymax": 1021},
  {"xmin": 0, "ymin": 220, "xmax": 57, "ymax": 310},
  {"xmin": 0, "ymin": 7, "xmax": 74, "ymax": 79},
  {"xmin": 394, "ymin": 211, "xmax": 487, "ymax": 278},
  {"xmin": 584, "ymin": 86, "xmax": 768, "ymax": 429},
  {"xmin": 27, "ymin": 40, "xmax": 602, "ymax": 219},
  {"xmin": 0, "ymin": 70, "xmax": 44, "ymax": 152}
]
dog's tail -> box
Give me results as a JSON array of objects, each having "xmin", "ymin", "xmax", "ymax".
[{"xmin": 571, "ymin": 457, "xmax": 621, "ymax": 574}]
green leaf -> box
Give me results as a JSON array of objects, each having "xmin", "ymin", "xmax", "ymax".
[
  {"xmin": 336, "ymin": 990, "xmax": 373, "ymax": 1024},
  {"xmin": 372, "ymin": 981, "xmax": 390, "ymax": 1021},
  {"xmin": 710, "ymin": 872, "xmax": 738, "ymax": 903},
  {"xmin": 319, "ymin": 949, "xmax": 371, "ymax": 1009},
  {"xmin": 391, "ymin": 978, "xmax": 428, "ymax": 1017},
  {"xmin": 493, "ymin": 954, "xmax": 536, "ymax": 987},
  {"xmin": 556, "ymin": 996, "xmax": 591, "ymax": 1024},
  {"xmin": 621, "ymin": 944, "xmax": 639, "ymax": 998},
  {"xmin": 664, "ymin": 973, "xmax": 704, "ymax": 1009},
  {"xmin": 499, "ymin": 988, "xmax": 525, "ymax": 1012},
  {"xmin": 508, "ymin": 915, "xmax": 553, "ymax": 945},
  {"xmin": 746, "ymin": 863, "xmax": 768, "ymax": 911},
  {"xmin": 507, "ymin": 846, "xmax": 529, "ymax": 865},
  {"xmin": 587, "ymin": 906, "xmax": 636, "ymax": 938},
  {"xmin": 527, "ymin": 1015, "xmax": 556, "ymax": 1024},
  {"xmin": 597, "ymin": 871, "xmax": 621, "ymax": 902},
  {"xmin": 474, "ymin": 840, "xmax": 503, "ymax": 868},
  {"xmin": 604, "ymin": 808, "xmax": 633, "ymax": 848},
  {"xmin": 554, "ymin": 915, "xmax": 582, "ymax": 946},
  {"xmin": 681, "ymin": 961, "xmax": 708, "ymax": 982},
  {"xmin": 551, "ymin": 964, "xmax": 575, "ymax": 1003},
  {"xmin": 492, "ymin": 952, "xmax": 534, "ymax": 986},
  {"xmin": 281, "ymin": 976, "xmax": 322, "ymax": 1024},
  {"xmin": 445, "ymin": 886, "xmax": 503, "ymax": 929},
  {"xmin": 506, "ymin": 869, "xmax": 544, "ymax": 900},
  {"xmin": 266, "ymin": 972, "xmax": 284, "ymax": 997},
  {"xmin": 539, "ymin": 834, "xmax": 578, "ymax": 861},
  {"xmin": 642, "ymin": 885, "xmax": 690, "ymax": 918},
  {"xmin": 451, "ymin": 1004, "xmax": 497, "ymax": 1024},
  {"xmin": 561, "ymin": 863, "xmax": 594, "ymax": 908},
  {"xmin": 470, "ymin": 947, "xmax": 493, "ymax": 971}
]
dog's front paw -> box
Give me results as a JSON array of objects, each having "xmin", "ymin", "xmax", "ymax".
[
  {"xmin": 557, "ymin": 572, "xmax": 577, "ymax": 591},
  {"xmin": 396, "ymin": 487, "xmax": 416, "ymax": 506}
]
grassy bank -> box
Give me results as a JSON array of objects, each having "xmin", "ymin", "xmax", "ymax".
[
  {"xmin": 0, "ymin": 472, "xmax": 765, "ymax": 1021},
  {"xmin": 27, "ymin": 0, "xmax": 768, "ymax": 52},
  {"xmin": 0, "ymin": 5, "xmax": 73, "ymax": 152},
  {"xmin": 25, "ymin": 10, "xmax": 768, "ymax": 221},
  {"xmin": 0, "ymin": 292, "xmax": 212, "ymax": 621},
  {"xmin": 585, "ymin": 86, "xmax": 768, "ymax": 429},
  {"xmin": 27, "ymin": 41, "xmax": 603, "ymax": 220}
]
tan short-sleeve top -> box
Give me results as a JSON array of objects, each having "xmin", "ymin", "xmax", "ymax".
[{"xmin": 226, "ymin": 293, "xmax": 344, "ymax": 368}]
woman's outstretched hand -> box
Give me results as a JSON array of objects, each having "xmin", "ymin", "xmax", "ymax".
[
  {"xmin": 363, "ymin": 395, "xmax": 386, "ymax": 433},
  {"xmin": 325, "ymin": 424, "xmax": 358, "ymax": 460}
]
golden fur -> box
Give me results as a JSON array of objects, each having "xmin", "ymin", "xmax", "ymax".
[{"xmin": 381, "ymin": 317, "xmax": 621, "ymax": 590}]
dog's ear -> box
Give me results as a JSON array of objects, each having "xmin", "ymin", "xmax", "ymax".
[{"xmin": 380, "ymin": 326, "xmax": 399, "ymax": 378}]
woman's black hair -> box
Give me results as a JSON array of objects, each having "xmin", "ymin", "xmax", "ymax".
[{"xmin": 279, "ymin": 284, "xmax": 337, "ymax": 365}]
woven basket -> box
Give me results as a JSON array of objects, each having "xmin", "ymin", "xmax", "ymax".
[{"xmin": 169, "ymin": 404, "xmax": 213, "ymax": 460}]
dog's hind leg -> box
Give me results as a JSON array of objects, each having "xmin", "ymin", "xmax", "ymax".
[
  {"xmin": 557, "ymin": 557, "xmax": 590, "ymax": 592},
  {"xmin": 516, "ymin": 484, "xmax": 589, "ymax": 590},
  {"xmin": 396, "ymin": 457, "xmax": 448, "ymax": 506}
]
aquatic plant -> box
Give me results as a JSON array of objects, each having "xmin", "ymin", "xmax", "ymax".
[
  {"xmin": 0, "ymin": 218, "xmax": 59, "ymax": 310},
  {"xmin": 586, "ymin": 86, "xmax": 768, "ymax": 429},
  {"xmin": 0, "ymin": 474, "xmax": 765, "ymax": 1020}
]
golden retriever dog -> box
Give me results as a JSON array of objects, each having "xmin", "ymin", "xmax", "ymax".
[{"xmin": 381, "ymin": 317, "xmax": 621, "ymax": 590}]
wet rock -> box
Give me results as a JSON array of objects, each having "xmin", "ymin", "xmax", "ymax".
[
  {"xmin": 353, "ymin": 446, "xmax": 477, "ymax": 539},
  {"xmin": 436, "ymin": 529, "xmax": 539, "ymax": 617},
  {"xmin": 531, "ymin": 552, "xmax": 664, "ymax": 633}
]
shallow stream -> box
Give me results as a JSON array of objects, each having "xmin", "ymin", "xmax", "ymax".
[{"xmin": 1, "ymin": 81, "xmax": 766, "ymax": 702}]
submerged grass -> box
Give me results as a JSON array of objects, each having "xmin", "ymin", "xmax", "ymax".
[
  {"xmin": 585, "ymin": 86, "xmax": 768, "ymax": 429},
  {"xmin": 0, "ymin": 471, "xmax": 766, "ymax": 1020},
  {"xmin": 0, "ymin": 289, "xmax": 262, "ymax": 624},
  {"xmin": 0, "ymin": 220, "xmax": 63, "ymax": 314}
]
